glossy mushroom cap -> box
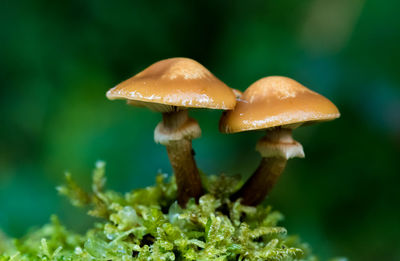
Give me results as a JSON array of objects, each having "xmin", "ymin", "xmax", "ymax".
[
  {"xmin": 220, "ymin": 76, "xmax": 340, "ymax": 133},
  {"xmin": 107, "ymin": 58, "xmax": 236, "ymax": 112}
]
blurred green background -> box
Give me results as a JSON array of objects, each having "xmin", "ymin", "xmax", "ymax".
[{"xmin": 1, "ymin": 0, "xmax": 399, "ymax": 260}]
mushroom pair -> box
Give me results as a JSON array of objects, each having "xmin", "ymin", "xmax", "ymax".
[
  {"xmin": 106, "ymin": 58, "xmax": 236, "ymax": 207},
  {"xmin": 106, "ymin": 58, "xmax": 340, "ymax": 208},
  {"xmin": 220, "ymin": 76, "xmax": 340, "ymax": 205}
]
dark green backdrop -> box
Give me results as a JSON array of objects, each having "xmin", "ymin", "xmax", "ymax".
[{"xmin": 1, "ymin": 0, "xmax": 399, "ymax": 260}]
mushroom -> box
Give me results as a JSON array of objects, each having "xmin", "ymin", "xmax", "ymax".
[
  {"xmin": 107, "ymin": 58, "xmax": 236, "ymax": 207},
  {"xmin": 219, "ymin": 76, "xmax": 340, "ymax": 206}
]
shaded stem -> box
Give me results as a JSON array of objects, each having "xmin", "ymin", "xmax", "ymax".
[
  {"xmin": 162, "ymin": 111, "xmax": 203, "ymax": 207},
  {"xmin": 231, "ymin": 157, "xmax": 287, "ymax": 206}
]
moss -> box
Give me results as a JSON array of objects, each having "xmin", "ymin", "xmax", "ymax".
[{"xmin": 0, "ymin": 162, "xmax": 319, "ymax": 260}]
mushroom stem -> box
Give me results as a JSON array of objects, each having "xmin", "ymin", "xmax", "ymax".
[
  {"xmin": 231, "ymin": 157, "xmax": 287, "ymax": 206},
  {"xmin": 231, "ymin": 128, "xmax": 304, "ymax": 206},
  {"xmin": 161, "ymin": 110, "xmax": 203, "ymax": 207},
  {"xmin": 162, "ymin": 110, "xmax": 189, "ymax": 130}
]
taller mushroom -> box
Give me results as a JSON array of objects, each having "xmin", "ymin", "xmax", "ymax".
[
  {"xmin": 220, "ymin": 76, "xmax": 340, "ymax": 206},
  {"xmin": 107, "ymin": 58, "xmax": 236, "ymax": 207}
]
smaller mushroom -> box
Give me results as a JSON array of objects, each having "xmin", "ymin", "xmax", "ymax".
[
  {"xmin": 220, "ymin": 76, "xmax": 340, "ymax": 206},
  {"xmin": 107, "ymin": 58, "xmax": 236, "ymax": 207}
]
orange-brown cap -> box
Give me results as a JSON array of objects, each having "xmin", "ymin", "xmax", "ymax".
[
  {"xmin": 106, "ymin": 58, "xmax": 236, "ymax": 112},
  {"xmin": 220, "ymin": 76, "xmax": 340, "ymax": 133}
]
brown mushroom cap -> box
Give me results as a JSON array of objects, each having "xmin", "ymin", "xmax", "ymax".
[
  {"xmin": 107, "ymin": 58, "xmax": 236, "ymax": 112},
  {"xmin": 220, "ymin": 76, "xmax": 340, "ymax": 133}
]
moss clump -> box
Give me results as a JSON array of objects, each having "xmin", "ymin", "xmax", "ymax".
[{"xmin": 0, "ymin": 162, "xmax": 316, "ymax": 260}]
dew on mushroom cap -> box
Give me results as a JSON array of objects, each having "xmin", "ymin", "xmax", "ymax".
[
  {"xmin": 220, "ymin": 76, "xmax": 340, "ymax": 133},
  {"xmin": 107, "ymin": 57, "xmax": 236, "ymax": 112}
]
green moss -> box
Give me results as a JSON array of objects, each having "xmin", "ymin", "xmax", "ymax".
[{"xmin": 0, "ymin": 162, "xmax": 318, "ymax": 260}]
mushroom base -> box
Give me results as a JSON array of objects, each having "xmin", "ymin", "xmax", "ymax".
[
  {"xmin": 157, "ymin": 110, "xmax": 203, "ymax": 207},
  {"xmin": 232, "ymin": 128, "xmax": 304, "ymax": 206},
  {"xmin": 166, "ymin": 139, "xmax": 203, "ymax": 206},
  {"xmin": 231, "ymin": 157, "xmax": 287, "ymax": 206}
]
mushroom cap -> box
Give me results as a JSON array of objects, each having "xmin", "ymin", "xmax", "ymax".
[
  {"xmin": 220, "ymin": 76, "xmax": 340, "ymax": 133},
  {"xmin": 107, "ymin": 58, "xmax": 236, "ymax": 112}
]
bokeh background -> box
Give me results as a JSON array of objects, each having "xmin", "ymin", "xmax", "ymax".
[{"xmin": 1, "ymin": 0, "xmax": 399, "ymax": 260}]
